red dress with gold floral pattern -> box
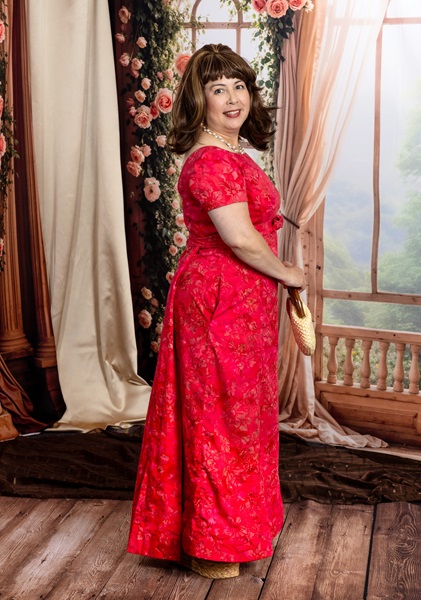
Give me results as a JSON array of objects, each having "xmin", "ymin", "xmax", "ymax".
[{"xmin": 127, "ymin": 146, "xmax": 284, "ymax": 563}]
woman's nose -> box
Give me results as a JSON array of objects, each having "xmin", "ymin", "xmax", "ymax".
[{"xmin": 227, "ymin": 90, "xmax": 239, "ymax": 103}]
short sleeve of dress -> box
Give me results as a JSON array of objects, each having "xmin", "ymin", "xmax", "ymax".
[{"xmin": 188, "ymin": 148, "xmax": 248, "ymax": 212}]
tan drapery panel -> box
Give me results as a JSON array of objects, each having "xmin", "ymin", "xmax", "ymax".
[
  {"xmin": 25, "ymin": 0, "xmax": 151, "ymax": 430},
  {"xmin": 276, "ymin": 0, "xmax": 390, "ymax": 447}
]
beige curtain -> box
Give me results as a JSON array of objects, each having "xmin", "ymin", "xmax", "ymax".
[
  {"xmin": 25, "ymin": 0, "xmax": 151, "ymax": 430},
  {"xmin": 276, "ymin": 0, "xmax": 390, "ymax": 447}
]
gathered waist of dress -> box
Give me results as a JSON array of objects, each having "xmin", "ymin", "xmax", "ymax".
[{"xmin": 186, "ymin": 214, "xmax": 284, "ymax": 250}]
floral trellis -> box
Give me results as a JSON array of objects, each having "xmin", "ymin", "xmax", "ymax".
[{"xmin": 116, "ymin": 2, "xmax": 189, "ymax": 364}]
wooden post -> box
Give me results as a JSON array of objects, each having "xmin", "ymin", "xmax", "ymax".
[
  {"xmin": 393, "ymin": 342, "xmax": 406, "ymax": 393},
  {"xmin": 0, "ymin": 1, "xmax": 31, "ymax": 356},
  {"xmin": 360, "ymin": 339, "xmax": 372, "ymax": 388},
  {"xmin": 343, "ymin": 338, "xmax": 355, "ymax": 386}
]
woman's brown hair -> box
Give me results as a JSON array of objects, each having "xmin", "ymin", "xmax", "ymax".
[{"xmin": 167, "ymin": 44, "xmax": 275, "ymax": 155}]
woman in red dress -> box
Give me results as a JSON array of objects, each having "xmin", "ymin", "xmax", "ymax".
[{"xmin": 127, "ymin": 44, "xmax": 305, "ymax": 579}]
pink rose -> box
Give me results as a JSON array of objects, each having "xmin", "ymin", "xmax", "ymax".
[
  {"xmin": 141, "ymin": 77, "xmax": 151, "ymax": 90},
  {"xmin": 118, "ymin": 6, "xmax": 131, "ymax": 23},
  {"xmin": 150, "ymin": 102, "xmax": 160, "ymax": 119},
  {"xmin": 151, "ymin": 297, "xmax": 159, "ymax": 308},
  {"xmin": 252, "ymin": 0, "xmax": 267, "ymax": 12},
  {"xmin": 175, "ymin": 214, "xmax": 185, "ymax": 227},
  {"xmin": 136, "ymin": 36, "xmax": 147, "ymax": 48},
  {"xmin": 155, "ymin": 88, "xmax": 173, "ymax": 114},
  {"xmin": 128, "ymin": 106, "xmax": 137, "ymax": 116},
  {"xmin": 131, "ymin": 58, "xmax": 144, "ymax": 71},
  {"xmin": 157, "ymin": 72, "xmax": 164, "ymax": 81},
  {"xmin": 141, "ymin": 287, "xmax": 153, "ymax": 300},
  {"xmin": 156, "ymin": 322, "xmax": 163, "ymax": 335},
  {"xmin": 155, "ymin": 135, "xmax": 167, "ymax": 148},
  {"xmin": 166, "ymin": 272, "xmax": 174, "ymax": 283},
  {"xmin": 0, "ymin": 133, "xmax": 6, "ymax": 157},
  {"xmin": 174, "ymin": 52, "xmax": 191, "ymax": 76},
  {"xmin": 138, "ymin": 309, "xmax": 152, "ymax": 328},
  {"xmin": 0, "ymin": 21, "xmax": 5, "ymax": 43},
  {"xmin": 126, "ymin": 161, "xmax": 141, "ymax": 177},
  {"xmin": 174, "ymin": 158, "xmax": 182, "ymax": 169},
  {"xmin": 266, "ymin": 0, "xmax": 289, "ymax": 17},
  {"xmin": 171, "ymin": 199, "xmax": 180, "ymax": 209},
  {"xmin": 167, "ymin": 166, "xmax": 176, "ymax": 176},
  {"xmin": 119, "ymin": 53, "xmax": 130, "ymax": 67},
  {"xmin": 165, "ymin": 69, "xmax": 174, "ymax": 81},
  {"xmin": 289, "ymin": 0, "xmax": 306, "ymax": 9},
  {"xmin": 126, "ymin": 97, "xmax": 135, "ymax": 107},
  {"xmin": 131, "ymin": 69, "xmax": 140, "ymax": 79},
  {"xmin": 173, "ymin": 231, "xmax": 187, "ymax": 248},
  {"xmin": 134, "ymin": 111, "xmax": 152, "ymax": 129},
  {"xmin": 130, "ymin": 146, "xmax": 145, "ymax": 164},
  {"xmin": 141, "ymin": 144, "xmax": 152, "ymax": 157},
  {"xmin": 151, "ymin": 340, "xmax": 160, "ymax": 353},
  {"xmin": 115, "ymin": 33, "xmax": 125, "ymax": 43},
  {"xmin": 135, "ymin": 90, "xmax": 146, "ymax": 103},
  {"xmin": 144, "ymin": 178, "xmax": 161, "ymax": 202},
  {"xmin": 169, "ymin": 245, "xmax": 178, "ymax": 256}
]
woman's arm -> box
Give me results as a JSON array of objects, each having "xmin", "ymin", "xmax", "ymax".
[{"xmin": 208, "ymin": 202, "xmax": 305, "ymax": 289}]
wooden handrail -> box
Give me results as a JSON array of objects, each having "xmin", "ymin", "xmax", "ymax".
[{"xmin": 317, "ymin": 324, "xmax": 421, "ymax": 345}]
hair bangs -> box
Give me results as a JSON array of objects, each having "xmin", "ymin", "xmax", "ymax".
[{"xmin": 199, "ymin": 53, "xmax": 255, "ymax": 87}]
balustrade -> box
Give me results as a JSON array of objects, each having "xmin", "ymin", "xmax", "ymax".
[{"xmin": 318, "ymin": 325, "xmax": 421, "ymax": 395}]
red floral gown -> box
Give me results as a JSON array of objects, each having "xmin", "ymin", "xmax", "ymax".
[{"xmin": 127, "ymin": 146, "xmax": 284, "ymax": 563}]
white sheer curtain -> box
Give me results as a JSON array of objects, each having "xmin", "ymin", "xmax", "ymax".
[
  {"xmin": 276, "ymin": 0, "xmax": 390, "ymax": 447},
  {"xmin": 26, "ymin": 0, "xmax": 151, "ymax": 430}
]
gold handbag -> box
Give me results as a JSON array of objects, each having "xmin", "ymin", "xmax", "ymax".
[{"xmin": 286, "ymin": 287, "xmax": 316, "ymax": 356}]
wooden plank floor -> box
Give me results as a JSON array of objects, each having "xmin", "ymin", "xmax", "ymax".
[{"xmin": 0, "ymin": 498, "xmax": 420, "ymax": 599}]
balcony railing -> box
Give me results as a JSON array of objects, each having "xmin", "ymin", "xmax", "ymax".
[
  {"xmin": 314, "ymin": 324, "xmax": 421, "ymax": 444},
  {"xmin": 316, "ymin": 324, "xmax": 420, "ymax": 394}
]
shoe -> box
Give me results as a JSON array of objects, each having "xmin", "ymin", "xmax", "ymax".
[{"xmin": 179, "ymin": 550, "xmax": 240, "ymax": 579}]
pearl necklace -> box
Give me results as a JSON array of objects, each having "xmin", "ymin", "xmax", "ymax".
[{"xmin": 202, "ymin": 125, "xmax": 245, "ymax": 154}]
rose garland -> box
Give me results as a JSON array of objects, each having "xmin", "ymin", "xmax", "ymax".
[
  {"xmin": 0, "ymin": 4, "xmax": 18, "ymax": 273},
  {"xmin": 116, "ymin": 2, "xmax": 189, "ymax": 362}
]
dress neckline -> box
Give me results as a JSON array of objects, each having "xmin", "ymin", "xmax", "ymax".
[{"xmin": 181, "ymin": 145, "xmax": 250, "ymax": 171}]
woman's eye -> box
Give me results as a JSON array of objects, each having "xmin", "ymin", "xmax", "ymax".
[{"xmin": 214, "ymin": 88, "xmax": 224, "ymax": 94}]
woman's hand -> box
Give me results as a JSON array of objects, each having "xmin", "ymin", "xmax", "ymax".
[{"xmin": 279, "ymin": 262, "xmax": 306, "ymax": 290}]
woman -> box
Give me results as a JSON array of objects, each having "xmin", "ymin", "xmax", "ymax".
[{"xmin": 127, "ymin": 44, "xmax": 305, "ymax": 579}]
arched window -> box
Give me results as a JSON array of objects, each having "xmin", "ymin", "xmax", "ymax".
[{"xmin": 179, "ymin": 0, "xmax": 257, "ymax": 62}]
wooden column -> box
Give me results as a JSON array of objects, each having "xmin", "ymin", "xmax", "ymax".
[
  {"xmin": 9, "ymin": 1, "xmax": 65, "ymax": 419},
  {"xmin": 18, "ymin": 0, "xmax": 57, "ymax": 370},
  {"xmin": 0, "ymin": 200, "xmax": 32, "ymax": 355},
  {"xmin": 0, "ymin": 0, "xmax": 31, "ymax": 357}
]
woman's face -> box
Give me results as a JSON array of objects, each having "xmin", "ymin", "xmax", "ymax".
[{"xmin": 203, "ymin": 76, "xmax": 250, "ymax": 138}]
